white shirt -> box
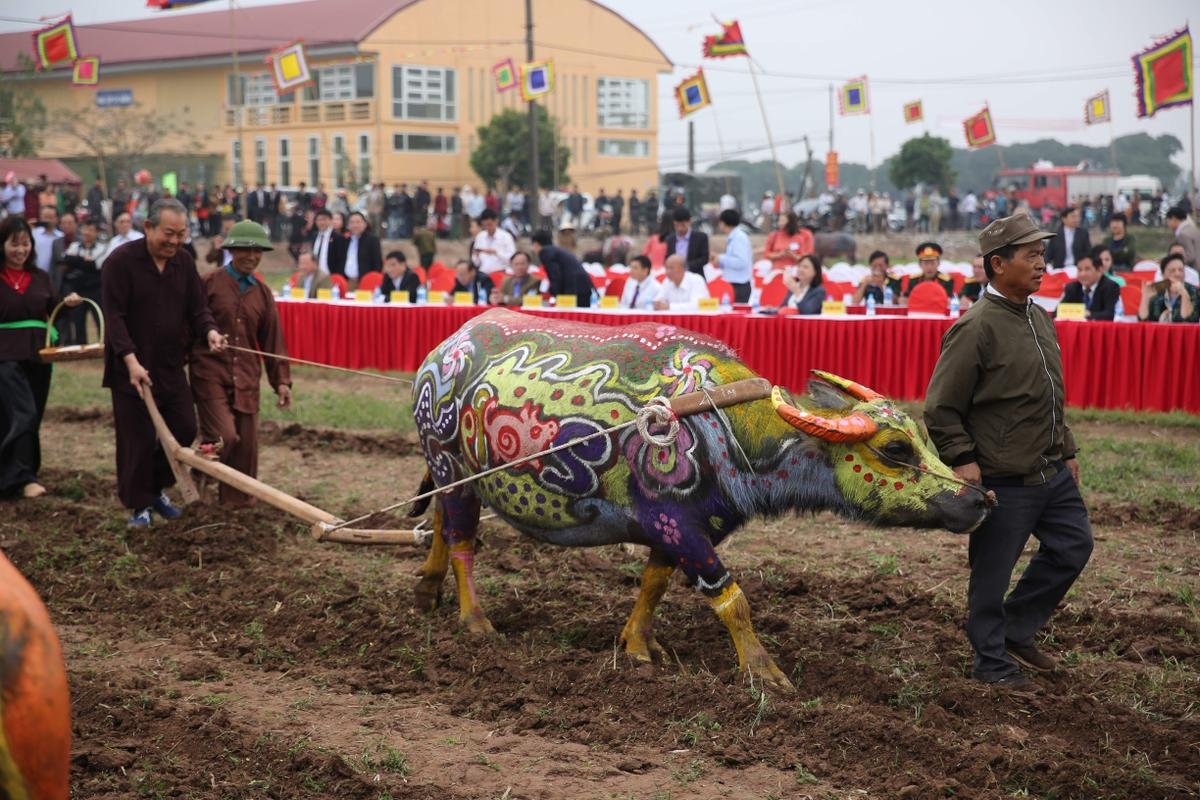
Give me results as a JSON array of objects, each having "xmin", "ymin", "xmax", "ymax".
[
  {"xmin": 471, "ymin": 228, "xmax": 515, "ymax": 274},
  {"xmin": 345, "ymin": 235, "xmax": 360, "ymax": 280},
  {"xmin": 2, "ymin": 183, "xmax": 25, "ymax": 215},
  {"xmin": 313, "ymin": 228, "xmax": 333, "ymax": 274},
  {"xmin": 961, "ymin": 193, "xmax": 979, "ymax": 214},
  {"xmin": 657, "ymin": 272, "xmax": 710, "ymax": 309},
  {"xmin": 32, "ymin": 226, "xmax": 63, "ymax": 272},
  {"xmin": 619, "ymin": 275, "xmax": 658, "ymax": 309},
  {"xmin": 97, "ymin": 230, "xmax": 144, "ymax": 267},
  {"xmin": 1062, "ymin": 226, "xmax": 1076, "ymax": 267},
  {"xmin": 67, "ymin": 239, "xmax": 106, "ymax": 261}
]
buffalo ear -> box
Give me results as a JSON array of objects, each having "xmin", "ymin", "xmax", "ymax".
[{"xmin": 806, "ymin": 378, "xmax": 853, "ymax": 411}]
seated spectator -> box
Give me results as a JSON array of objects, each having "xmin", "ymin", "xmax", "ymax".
[
  {"xmin": 1061, "ymin": 254, "xmax": 1120, "ymax": 321},
  {"xmin": 491, "ymin": 250, "xmax": 541, "ymax": 307},
  {"xmin": 620, "ymin": 255, "xmax": 658, "ymax": 310},
  {"xmin": 653, "ymin": 254, "xmax": 709, "ymax": 310},
  {"xmin": 781, "ymin": 253, "xmax": 827, "ymax": 315},
  {"xmin": 1138, "ymin": 253, "xmax": 1198, "ymax": 323},
  {"xmin": 959, "ymin": 253, "xmax": 989, "ymax": 308},
  {"xmin": 901, "ymin": 242, "xmax": 954, "ymax": 303},
  {"xmin": 1103, "ymin": 214, "xmax": 1136, "ymax": 272},
  {"xmin": 381, "ymin": 250, "xmax": 421, "ymax": 303},
  {"xmin": 759, "ymin": 211, "xmax": 814, "ymax": 271},
  {"xmin": 1046, "ymin": 205, "xmax": 1090, "ymax": 271},
  {"xmin": 452, "ymin": 259, "xmax": 495, "ymax": 303},
  {"xmin": 1090, "ymin": 244, "xmax": 1124, "ymax": 287},
  {"xmin": 852, "ymin": 250, "xmax": 889, "ymax": 304},
  {"xmin": 293, "ymin": 251, "xmax": 332, "ymax": 298}
]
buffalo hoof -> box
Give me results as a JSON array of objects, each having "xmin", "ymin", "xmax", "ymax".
[
  {"xmin": 412, "ymin": 579, "xmax": 442, "ymax": 613},
  {"xmin": 461, "ymin": 610, "xmax": 497, "ymax": 637},
  {"xmin": 621, "ymin": 628, "xmax": 668, "ymax": 664},
  {"xmin": 744, "ymin": 655, "xmax": 796, "ymax": 694}
]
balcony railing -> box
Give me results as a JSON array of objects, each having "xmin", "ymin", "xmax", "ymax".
[{"xmin": 224, "ymin": 100, "xmax": 374, "ymax": 128}]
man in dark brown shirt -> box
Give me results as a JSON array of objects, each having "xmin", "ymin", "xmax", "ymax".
[
  {"xmin": 189, "ymin": 221, "xmax": 292, "ymax": 507},
  {"xmin": 103, "ymin": 199, "xmax": 223, "ymax": 527}
]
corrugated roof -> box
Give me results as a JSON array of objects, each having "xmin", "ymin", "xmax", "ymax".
[
  {"xmin": 0, "ymin": 159, "xmax": 83, "ymax": 185},
  {"xmin": 0, "ymin": 0, "xmax": 411, "ymax": 72}
]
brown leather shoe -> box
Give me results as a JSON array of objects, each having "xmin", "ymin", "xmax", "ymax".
[
  {"xmin": 985, "ymin": 672, "xmax": 1039, "ymax": 693},
  {"xmin": 1006, "ymin": 640, "xmax": 1057, "ymax": 673}
]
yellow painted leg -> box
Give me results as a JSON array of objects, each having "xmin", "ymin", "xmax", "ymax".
[
  {"xmin": 709, "ymin": 582, "xmax": 795, "ymax": 692},
  {"xmin": 413, "ymin": 505, "xmax": 450, "ymax": 612},
  {"xmin": 449, "ymin": 541, "xmax": 495, "ymax": 635},
  {"xmin": 620, "ymin": 562, "xmax": 674, "ymax": 662}
]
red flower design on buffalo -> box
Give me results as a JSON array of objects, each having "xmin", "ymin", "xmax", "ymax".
[{"xmin": 481, "ymin": 396, "xmax": 561, "ymax": 470}]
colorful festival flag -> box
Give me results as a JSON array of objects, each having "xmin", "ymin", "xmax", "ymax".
[
  {"xmin": 703, "ymin": 20, "xmax": 748, "ymax": 58},
  {"xmin": 963, "ymin": 106, "xmax": 997, "ymax": 149},
  {"xmin": 71, "ymin": 56, "xmax": 100, "ymax": 87},
  {"xmin": 838, "ymin": 77, "xmax": 870, "ymax": 116},
  {"xmin": 32, "ymin": 16, "xmax": 78, "ymax": 70},
  {"xmin": 674, "ymin": 69, "xmax": 711, "ymax": 118},
  {"xmin": 1132, "ymin": 26, "xmax": 1193, "ymax": 118},
  {"xmin": 520, "ymin": 60, "xmax": 554, "ymax": 102},
  {"xmin": 903, "ymin": 100, "xmax": 923, "ymax": 124},
  {"xmin": 265, "ymin": 41, "xmax": 313, "ymax": 94},
  {"xmin": 493, "ymin": 59, "xmax": 517, "ymax": 92},
  {"xmin": 1084, "ymin": 90, "xmax": 1111, "ymax": 124}
]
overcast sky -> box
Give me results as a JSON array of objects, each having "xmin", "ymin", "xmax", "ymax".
[{"xmin": 3, "ymin": 0, "xmax": 1197, "ymax": 172}]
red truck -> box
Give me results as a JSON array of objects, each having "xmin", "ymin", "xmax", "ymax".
[{"xmin": 995, "ymin": 161, "xmax": 1119, "ymax": 211}]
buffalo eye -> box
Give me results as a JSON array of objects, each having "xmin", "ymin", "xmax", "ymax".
[{"xmin": 882, "ymin": 440, "xmax": 913, "ymax": 462}]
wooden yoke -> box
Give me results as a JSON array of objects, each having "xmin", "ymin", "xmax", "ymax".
[{"xmin": 667, "ymin": 377, "xmax": 772, "ymax": 418}]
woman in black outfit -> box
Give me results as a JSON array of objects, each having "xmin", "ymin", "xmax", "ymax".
[{"xmin": 0, "ymin": 216, "xmax": 82, "ymax": 498}]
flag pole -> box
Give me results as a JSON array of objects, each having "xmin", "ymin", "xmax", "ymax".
[
  {"xmin": 868, "ymin": 107, "xmax": 877, "ymax": 191},
  {"xmin": 748, "ymin": 57, "xmax": 785, "ymax": 198},
  {"xmin": 229, "ymin": 0, "xmax": 245, "ymax": 219}
]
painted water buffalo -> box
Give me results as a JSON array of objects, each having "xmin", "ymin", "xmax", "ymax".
[
  {"xmin": 814, "ymin": 232, "xmax": 856, "ymax": 264},
  {"xmin": 411, "ymin": 309, "xmax": 988, "ymax": 690},
  {"xmin": 0, "ymin": 551, "xmax": 70, "ymax": 800}
]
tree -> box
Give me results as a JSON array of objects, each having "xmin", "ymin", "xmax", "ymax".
[
  {"xmin": 0, "ymin": 55, "xmax": 47, "ymax": 157},
  {"xmin": 51, "ymin": 103, "xmax": 199, "ymax": 192},
  {"xmin": 470, "ymin": 106, "xmax": 568, "ymax": 191},
  {"xmin": 889, "ymin": 134, "xmax": 956, "ymax": 192}
]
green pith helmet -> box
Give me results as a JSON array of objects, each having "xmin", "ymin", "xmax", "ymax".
[{"xmin": 222, "ymin": 220, "xmax": 274, "ymax": 250}]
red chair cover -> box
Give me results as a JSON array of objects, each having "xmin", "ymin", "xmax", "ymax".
[
  {"xmin": 907, "ymin": 281, "xmax": 950, "ymax": 315},
  {"xmin": 329, "ymin": 274, "xmax": 349, "ymax": 296},
  {"xmin": 760, "ymin": 276, "xmax": 789, "ymax": 307},
  {"xmin": 357, "ymin": 272, "xmax": 383, "ymax": 292},
  {"xmin": 605, "ymin": 274, "xmax": 628, "ymax": 297},
  {"xmin": 708, "ymin": 278, "xmax": 734, "ymax": 302},
  {"xmin": 1119, "ymin": 284, "xmax": 1142, "ymax": 312},
  {"xmin": 428, "ymin": 271, "xmax": 457, "ymax": 292}
]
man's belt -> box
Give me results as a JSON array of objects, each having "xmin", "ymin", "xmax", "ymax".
[{"xmin": 982, "ymin": 460, "xmax": 1064, "ymax": 488}]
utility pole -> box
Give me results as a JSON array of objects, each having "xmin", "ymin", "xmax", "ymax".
[
  {"xmin": 230, "ymin": 0, "xmax": 244, "ymax": 219},
  {"xmin": 525, "ymin": 0, "xmax": 540, "ymax": 229},
  {"xmin": 687, "ymin": 120, "xmax": 695, "ymax": 172}
]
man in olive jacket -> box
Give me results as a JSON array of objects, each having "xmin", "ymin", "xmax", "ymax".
[{"xmin": 924, "ymin": 213, "xmax": 1093, "ymax": 690}]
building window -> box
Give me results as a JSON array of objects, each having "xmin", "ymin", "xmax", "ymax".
[
  {"xmin": 332, "ymin": 134, "xmax": 347, "ymax": 187},
  {"xmin": 596, "ymin": 77, "xmax": 649, "ymax": 129},
  {"xmin": 357, "ymin": 133, "xmax": 371, "ymax": 184},
  {"xmin": 231, "ymin": 140, "xmax": 242, "ymax": 184},
  {"xmin": 315, "ymin": 63, "xmax": 375, "ymax": 102},
  {"xmin": 580, "ymin": 75, "xmax": 588, "ymax": 127},
  {"xmin": 307, "ymin": 135, "xmax": 320, "ymax": 186},
  {"xmin": 392, "ymin": 132, "xmax": 457, "ymax": 153},
  {"xmin": 279, "ymin": 138, "xmax": 291, "ymax": 186},
  {"xmin": 228, "ymin": 72, "xmax": 289, "ymax": 106},
  {"xmin": 598, "ymin": 138, "xmax": 649, "ymax": 158},
  {"xmin": 254, "ymin": 138, "xmax": 267, "ymax": 185},
  {"xmin": 392, "ymin": 65, "xmax": 456, "ymax": 121}
]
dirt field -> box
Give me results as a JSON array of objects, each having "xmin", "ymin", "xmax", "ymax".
[{"xmin": 5, "ymin": 354, "xmax": 1200, "ymax": 799}]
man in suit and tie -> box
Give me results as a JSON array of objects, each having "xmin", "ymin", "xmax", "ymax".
[
  {"xmin": 328, "ymin": 211, "xmax": 382, "ymax": 289},
  {"xmin": 619, "ymin": 255, "xmax": 658, "ymax": 310},
  {"xmin": 247, "ymin": 183, "xmax": 269, "ymax": 226},
  {"xmin": 1046, "ymin": 206, "xmax": 1091, "ymax": 271},
  {"xmin": 308, "ymin": 209, "xmax": 336, "ymax": 274},
  {"xmin": 663, "ymin": 206, "xmax": 710, "ymax": 276},
  {"xmin": 1060, "ymin": 254, "xmax": 1120, "ymax": 321},
  {"xmin": 381, "ymin": 250, "xmax": 422, "ymax": 303}
]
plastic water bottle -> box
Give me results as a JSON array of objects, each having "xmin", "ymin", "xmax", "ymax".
[
  {"xmin": 372, "ymin": 288, "xmax": 384, "ymax": 304},
  {"xmin": 750, "ymin": 287, "xmax": 761, "ymax": 314},
  {"xmin": 1114, "ymin": 296, "xmax": 1124, "ymax": 321},
  {"xmin": 416, "ymin": 285, "xmax": 427, "ymax": 305},
  {"xmin": 331, "ymin": 284, "xmax": 341, "ymax": 301},
  {"xmin": 949, "ymin": 294, "xmax": 961, "ymax": 318},
  {"xmin": 865, "ymin": 295, "xmax": 876, "ymax": 316},
  {"xmin": 883, "ymin": 284, "xmax": 894, "ymax": 305},
  {"xmin": 721, "ymin": 292, "xmax": 731, "ymax": 311},
  {"xmin": 280, "ymin": 280, "xmax": 292, "ymax": 298},
  {"xmin": 477, "ymin": 286, "xmax": 488, "ymax": 306}
]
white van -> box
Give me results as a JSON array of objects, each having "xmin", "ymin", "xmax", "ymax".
[{"xmin": 1116, "ymin": 175, "xmax": 1163, "ymax": 196}]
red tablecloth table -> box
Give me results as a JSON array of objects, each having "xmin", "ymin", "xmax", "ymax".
[{"xmin": 274, "ymin": 300, "xmax": 1200, "ymax": 412}]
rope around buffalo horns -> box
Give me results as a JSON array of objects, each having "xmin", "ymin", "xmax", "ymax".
[{"xmin": 318, "ymin": 401, "xmax": 682, "ymax": 534}]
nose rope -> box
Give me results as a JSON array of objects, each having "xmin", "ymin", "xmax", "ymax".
[{"xmin": 866, "ymin": 445, "xmax": 998, "ymax": 507}]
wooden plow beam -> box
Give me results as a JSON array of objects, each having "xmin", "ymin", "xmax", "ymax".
[{"xmin": 140, "ymin": 390, "xmax": 429, "ymax": 546}]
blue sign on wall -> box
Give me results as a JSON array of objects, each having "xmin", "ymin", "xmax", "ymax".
[{"xmin": 96, "ymin": 89, "xmax": 134, "ymax": 108}]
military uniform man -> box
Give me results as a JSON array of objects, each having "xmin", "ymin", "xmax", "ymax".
[
  {"xmin": 924, "ymin": 214, "xmax": 1092, "ymax": 690},
  {"xmin": 189, "ymin": 221, "xmax": 292, "ymax": 507},
  {"xmin": 895, "ymin": 242, "xmax": 955, "ymax": 302}
]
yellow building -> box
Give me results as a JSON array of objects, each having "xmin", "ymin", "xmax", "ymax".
[{"xmin": 3, "ymin": 0, "xmax": 671, "ymax": 194}]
